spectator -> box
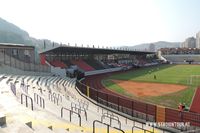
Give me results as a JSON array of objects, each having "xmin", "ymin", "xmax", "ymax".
[
  {"xmin": 154, "ymin": 75, "xmax": 157, "ymax": 80},
  {"xmin": 178, "ymin": 103, "xmax": 184, "ymax": 112},
  {"xmin": 182, "ymin": 103, "xmax": 186, "ymax": 111}
]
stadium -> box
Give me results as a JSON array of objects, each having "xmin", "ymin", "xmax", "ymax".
[{"xmin": 1, "ymin": 43, "xmax": 200, "ymax": 133}]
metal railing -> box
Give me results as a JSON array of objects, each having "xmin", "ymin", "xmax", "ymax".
[
  {"xmin": 101, "ymin": 112, "xmax": 121, "ymax": 129},
  {"xmin": 48, "ymin": 92, "xmax": 59, "ymax": 105},
  {"xmin": 61, "ymin": 107, "xmax": 81, "ymax": 126},
  {"xmin": 21, "ymin": 93, "xmax": 33, "ymax": 110},
  {"xmin": 93, "ymin": 120, "xmax": 125, "ymax": 133},
  {"xmin": 34, "ymin": 93, "xmax": 45, "ymax": 108},
  {"xmin": 71, "ymin": 102, "xmax": 87, "ymax": 121}
]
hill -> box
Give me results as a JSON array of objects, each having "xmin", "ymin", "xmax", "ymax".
[
  {"xmin": 0, "ymin": 17, "xmax": 181, "ymax": 53},
  {"xmin": 0, "ymin": 18, "xmax": 59, "ymax": 52},
  {"xmin": 0, "ymin": 18, "xmax": 29, "ymax": 44},
  {"xmin": 122, "ymin": 41, "xmax": 181, "ymax": 51}
]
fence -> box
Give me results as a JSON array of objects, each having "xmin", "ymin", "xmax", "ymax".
[
  {"xmin": 76, "ymin": 81, "xmax": 156, "ymax": 122},
  {"xmin": 165, "ymin": 108, "xmax": 200, "ymax": 127},
  {"xmin": 76, "ymin": 80, "xmax": 200, "ymax": 128}
]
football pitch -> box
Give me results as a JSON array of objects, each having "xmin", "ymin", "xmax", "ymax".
[{"xmin": 102, "ymin": 64, "xmax": 200, "ymax": 109}]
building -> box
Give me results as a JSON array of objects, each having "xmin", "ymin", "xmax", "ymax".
[
  {"xmin": 0, "ymin": 43, "xmax": 35, "ymax": 63},
  {"xmin": 196, "ymin": 31, "xmax": 200, "ymax": 48},
  {"xmin": 181, "ymin": 37, "xmax": 196, "ymax": 48},
  {"xmin": 0, "ymin": 43, "xmax": 50, "ymax": 72},
  {"xmin": 149, "ymin": 43, "xmax": 155, "ymax": 52}
]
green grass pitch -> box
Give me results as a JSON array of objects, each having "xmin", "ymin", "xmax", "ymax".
[{"xmin": 102, "ymin": 64, "xmax": 200, "ymax": 109}]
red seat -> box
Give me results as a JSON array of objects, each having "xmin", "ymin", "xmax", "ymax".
[
  {"xmin": 50, "ymin": 60, "xmax": 67, "ymax": 68},
  {"xmin": 71, "ymin": 59, "xmax": 95, "ymax": 71}
]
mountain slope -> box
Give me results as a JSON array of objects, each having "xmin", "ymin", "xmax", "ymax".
[
  {"xmin": 0, "ymin": 18, "xmax": 29, "ymax": 39},
  {"xmin": 0, "ymin": 17, "xmax": 60, "ymax": 51},
  {"xmin": 122, "ymin": 41, "xmax": 181, "ymax": 51},
  {"xmin": 0, "ymin": 30, "xmax": 26, "ymax": 44},
  {"xmin": 0, "ymin": 17, "xmax": 62, "ymax": 62},
  {"xmin": 0, "ymin": 17, "xmax": 181, "ymax": 53}
]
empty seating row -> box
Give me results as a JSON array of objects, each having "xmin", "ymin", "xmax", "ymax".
[
  {"xmin": 71, "ymin": 59, "xmax": 95, "ymax": 71},
  {"xmin": 50, "ymin": 60, "xmax": 67, "ymax": 68}
]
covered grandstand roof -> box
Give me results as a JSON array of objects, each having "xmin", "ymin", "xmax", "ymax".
[
  {"xmin": 0, "ymin": 43, "xmax": 34, "ymax": 50},
  {"xmin": 40, "ymin": 46, "xmax": 155, "ymax": 55}
]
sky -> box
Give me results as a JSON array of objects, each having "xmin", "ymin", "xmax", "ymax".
[{"xmin": 0, "ymin": 0, "xmax": 200, "ymax": 47}]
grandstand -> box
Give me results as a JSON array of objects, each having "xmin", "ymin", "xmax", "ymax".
[
  {"xmin": 160, "ymin": 48, "xmax": 200, "ymax": 64},
  {"xmin": 1, "ymin": 43, "xmax": 200, "ymax": 133},
  {"xmin": 0, "ymin": 74, "xmax": 167, "ymax": 133},
  {"xmin": 162, "ymin": 55, "xmax": 200, "ymax": 64},
  {"xmin": 40, "ymin": 46, "xmax": 156, "ymax": 77}
]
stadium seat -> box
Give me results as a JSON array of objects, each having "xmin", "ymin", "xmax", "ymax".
[
  {"xmin": 71, "ymin": 59, "xmax": 95, "ymax": 71},
  {"xmin": 84, "ymin": 59, "xmax": 105, "ymax": 70},
  {"xmin": 49, "ymin": 60, "xmax": 67, "ymax": 68}
]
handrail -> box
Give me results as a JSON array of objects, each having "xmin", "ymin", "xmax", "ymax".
[
  {"xmin": 27, "ymin": 77, "xmax": 32, "ymax": 82},
  {"xmin": 31, "ymin": 76, "xmax": 37, "ymax": 83},
  {"xmin": 101, "ymin": 112, "xmax": 121, "ymax": 129},
  {"xmin": 36, "ymin": 77, "xmax": 41, "ymax": 86},
  {"xmin": 53, "ymin": 92, "xmax": 62, "ymax": 103},
  {"xmin": 61, "ymin": 107, "xmax": 81, "ymax": 126},
  {"xmin": 34, "ymin": 93, "xmax": 45, "ymax": 108},
  {"xmin": 58, "ymin": 94, "xmax": 62, "ymax": 102},
  {"xmin": 132, "ymin": 125, "xmax": 154, "ymax": 133},
  {"xmin": 14, "ymin": 80, "xmax": 19, "ymax": 84},
  {"xmin": 10, "ymin": 82, "xmax": 16, "ymax": 95},
  {"xmin": 134, "ymin": 122, "xmax": 155, "ymax": 133},
  {"xmin": 48, "ymin": 92, "xmax": 59, "ymax": 105},
  {"xmin": 0, "ymin": 76, "xmax": 7, "ymax": 82},
  {"xmin": 21, "ymin": 93, "xmax": 33, "ymax": 110},
  {"xmin": 39, "ymin": 77, "xmax": 45, "ymax": 86},
  {"xmin": 63, "ymin": 80, "xmax": 69, "ymax": 87},
  {"xmin": 58, "ymin": 78, "xmax": 63, "ymax": 85},
  {"xmin": 20, "ymin": 84, "xmax": 29, "ymax": 94},
  {"xmin": 62, "ymin": 80, "xmax": 67, "ymax": 87},
  {"xmin": 6, "ymin": 78, "xmax": 13, "ymax": 84},
  {"xmin": 102, "ymin": 112, "xmax": 120, "ymax": 121},
  {"xmin": 60, "ymin": 79, "xmax": 66, "ymax": 87},
  {"xmin": 93, "ymin": 120, "xmax": 125, "ymax": 133},
  {"xmin": 78, "ymin": 99, "xmax": 89, "ymax": 110},
  {"xmin": 53, "ymin": 92, "xmax": 57, "ymax": 97},
  {"xmin": 45, "ymin": 77, "xmax": 50, "ymax": 86},
  {"xmin": 38, "ymin": 87, "xmax": 43, "ymax": 94},
  {"xmin": 56, "ymin": 77, "xmax": 62, "ymax": 85},
  {"xmin": 71, "ymin": 102, "xmax": 87, "ymax": 121}
]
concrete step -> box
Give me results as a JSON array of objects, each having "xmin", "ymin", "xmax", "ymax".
[
  {"xmin": 34, "ymin": 125, "xmax": 54, "ymax": 133},
  {"xmin": 0, "ymin": 121, "xmax": 34, "ymax": 133}
]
